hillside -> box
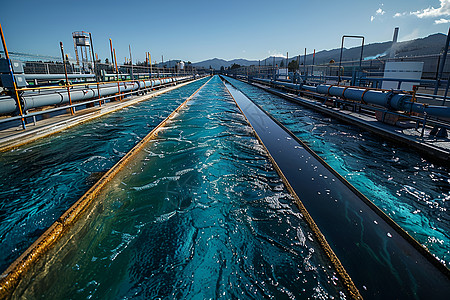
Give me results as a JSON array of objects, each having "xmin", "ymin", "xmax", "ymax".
[{"xmin": 191, "ymin": 33, "xmax": 447, "ymax": 70}]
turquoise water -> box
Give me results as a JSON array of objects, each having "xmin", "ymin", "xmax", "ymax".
[
  {"xmin": 16, "ymin": 76, "xmax": 347, "ymax": 299},
  {"xmin": 225, "ymin": 76, "xmax": 450, "ymax": 266},
  {"xmin": 0, "ymin": 78, "xmax": 209, "ymax": 272}
]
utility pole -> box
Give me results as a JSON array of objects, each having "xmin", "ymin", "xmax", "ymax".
[
  {"xmin": 0, "ymin": 23, "xmax": 26, "ymax": 129},
  {"xmin": 286, "ymin": 52, "xmax": 288, "ymax": 70},
  {"xmin": 434, "ymin": 26, "xmax": 450, "ymax": 95},
  {"xmin": 273, "ymin": 56, "xmax": 275, "ymax": 80},
  {"xmin": 59, "ymin": 42, "xmax": 74, "ymax": 115},
  {"xmin": 312, "ymin": 49, "xmax": 315, "ymax": 76},
  {"xmin": 129, "ymin": 44, "xmax": 133, "ymax": 80},
  {"xmin": 109, "ymin": 39, "xmax": 114, "ymax": 69},
  {"xmin": 149, "ymin": 53, "xmax": 152, "ymax": 78},
  {"xmin": 304, "ymin": 48, "xmax": 307, "ymax": 77}
]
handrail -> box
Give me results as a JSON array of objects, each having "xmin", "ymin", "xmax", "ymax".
[
  {"xmin": 0, "ymin": 77, "xmax": 195, "ymax": 125},
  {"xmin": 16, "ymin": 76, "xmax": 179, "ymax": 92},
  {"xmin": 0, "ymin": 76, "xmax": 213, "ymax": 297}
]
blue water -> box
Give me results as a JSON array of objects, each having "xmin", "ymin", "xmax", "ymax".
[
  {"xmin": 0, "ymin": 78, "xmax": 209, "ymax": 272},
  {"xmin": 15, "ymin": 76, "xmax": 347, "ymax": 299},
  {"xmin": 225, "ymin": 76, "xmax": 450, "ymax": 266}
]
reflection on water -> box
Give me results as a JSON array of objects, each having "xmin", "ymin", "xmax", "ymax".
[
  {"xmin": 17, "ymin": 76, "xmax": 347, "ymax": 299},
  {"xmin": 0, "ymin": 78, "xmax": 209, "ymax": 272},
  {"xmin": 226, "ymin": 76, "xmax": 450, "ymax": 266}
]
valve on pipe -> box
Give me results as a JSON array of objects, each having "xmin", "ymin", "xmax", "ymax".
[{"xmin": 259, "ymin": 79, "xmax": 450, "ymax": 122}]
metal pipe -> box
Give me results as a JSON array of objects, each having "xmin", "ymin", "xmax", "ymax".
[
  {"xmin": 113, "ymin": 48, "xmax": 121, "ymax": 99},
  {"xmin": 0, "ymin": 76, "xmax": 190, "ymax": 114},
  {"xmin": 338, "ymin": 35, "xmax": 365, "ymax": 85},
  {"xmin": 0, "ymin": 94, "xmax": 17, "ymax": 112},
  {"xmin": 304, "ymin": 48, "xmax": 306, "ymax": 77},
  {"xmin": 149, "ymin": 53, "xmax": 152, "ymax": 79},
  {"xmin": 23, "ymin": 74, "xmax": 95, "ymax": 80},
  {"xmin": 334, "ymin": 85, "xmax": 449, "ymax": 120},
  {"xmin": 84, "ymin": 45, "xmax": 89, "ymax": 73},
  {"xmin": 59, "ymin": 42, "xmax": 74, "ymax": 115},
  {"xmin": 338, "ymin": 48, "xmax": 345, "ymax": 85},
  {"xmin": 258, "ymin": 79, "xmax": 450, "ymax": 121},
  {"xmin": 80, "ymin": 44, "xmax": 84, "ymax": 72},
  {"xmin": 272, "ymin": 56, "xmax": 275, "ymax": 80},
  {"xmin": 109, "ymin": 39, "xmax": 114, "ymax": 69},
  {"xmin": 434, "ymin": 26, "xmax": 450, "ymax": 95},
  {"xmin": 146, "ymin": 52, "xmax": 149, "ymax": 79},
  {"xmin": 129, "ymin": 44, "xmax": 133, "ymax": 80},
  {"xmin": 73, "ymin": 36, "xmax": 80, "ymax": 69},
  {"xmin": 359, "ymin": 39, "xmax": 364, "ymax": 72},
  {"xmin": 258, "ymin": 60, "xmax": 260, "ymax": 77},
  {"xmin": 89, "ymin": 32, "xmax": 101, "ymax": 105},
  {"xmin": 390, "ymin": 27, "xmax": 399, "ymax": 59},
  {"xmin": 88, "ymin": 38, "xmax": 94, "ymax": 74},
  {"xmin": 286, "ymin": 52, "xmax": 288, "ymax": 71},
  {"xmin": 444, "ymin": 75, "xmax": 450, "ymax": 106},
  {"xmin": 0, "ymin": 23, "xmax": 26, "ymax": 129}
]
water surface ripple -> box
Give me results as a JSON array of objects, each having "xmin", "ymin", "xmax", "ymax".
[
  {"xmin": 17, "ymin": 76, "xmax": 347, "ymax": 299},
  {"xmin": 226, "ymin": 76, "xmax": 450, "ymax": 265},
  {"xmin": 0, "ymin": 78, "xmax": 209, "ymax": 272}
]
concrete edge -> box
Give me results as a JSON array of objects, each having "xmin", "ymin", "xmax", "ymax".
[{"xmin": 0, "ymin": 78, "xmax": 205, "ymax": 152}]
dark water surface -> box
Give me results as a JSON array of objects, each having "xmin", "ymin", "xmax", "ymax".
[
  {"xmin": 224, "ymin": 79, "xmax": 449, "ymax": 299},
  {"xmin": 225, "ymin": 76, "xmax": 450, "ymax": 266}
]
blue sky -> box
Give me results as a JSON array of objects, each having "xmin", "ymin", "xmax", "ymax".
[{"xmin": 1, "ymin": 0, "xmax": 449, "ymax": 63}]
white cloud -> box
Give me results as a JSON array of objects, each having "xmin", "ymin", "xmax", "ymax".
[
  {"xmin": 410, "ymin": 0, "xmax": 450, "ymax": 18},
  {"xmin": 376, "ymin": 8, "xmax": 386, "ymax": 15},
  {"xmin": 268, "ymin": 50, "xmax": 285, "ymax": 58},
  {"xmin": 371, "ymin": 15, "xmax": 375, "ymax": 22},
  {"xmin": 435, "ymin": 18, "xmax": 450, "ymax": 24},
  {"xmin": 394, "ymin": 12, "xmax": 407, "ymax": 17}
]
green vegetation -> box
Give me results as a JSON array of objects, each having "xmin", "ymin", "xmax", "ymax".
[
  {"xmin": 230, "ymin": 63, "xmax": 241, "ymax": 70},
  {"xmin": 288, "ymin": 59, "xmax": 299, "ymax": 72}
]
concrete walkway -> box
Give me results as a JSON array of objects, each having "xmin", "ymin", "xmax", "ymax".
[{"xmin": 252, "ymin": 82, "xmax": 450, "ymax": 165}]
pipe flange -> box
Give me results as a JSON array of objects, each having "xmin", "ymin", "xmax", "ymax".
[
  {"xmin": 361, "ymin": 89, "xmax": 369, "ymax": 104},
  {"xmin": 327, "ymin": 85, "xmax": 334, "ymax": 96},
  {"xmin": 396, "ymin": 94, "xmax": 409, "ymax": 112},
  {"xmin": 385, "ymin": 90, "xmax": 395, "ymax": 110},
  {"xmin": 57, "ymin": 92, "xmax": 64, "ymax": 104},
  {"xmin": 342, "ymin": 86, "xmax": 350, "ymax": 100}
]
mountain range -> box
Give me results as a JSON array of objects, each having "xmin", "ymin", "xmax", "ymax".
[{"xmin": 186, "ymin": 33, "xmax": 447, "ymax": 70}]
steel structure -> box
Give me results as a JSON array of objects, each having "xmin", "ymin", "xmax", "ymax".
[
  {"xmin": 72, "ymin": 31, "xmax": 93, "ymax": 74},
  {"xmin": 0, "ymin": 76, "xmax": 192, "ymax": 115},
  {"xmin": 255, "ymin": 78, "xmax": 450, "ymax": 121}
]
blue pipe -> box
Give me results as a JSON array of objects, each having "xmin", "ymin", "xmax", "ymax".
[
  {"xmin": 256, "ymin": 79, "xmax": 450, "ymax": 121},
  {"xmin": 316, "ymin": 84, "xmax": 450, "ymax": 121},
  {"xmin": 0, "ymin": 76, "xmax": 191, "ymax": 115},
  {"xmin": 23, "ymin": 74, "xmax": 95, "ymax": 81}
]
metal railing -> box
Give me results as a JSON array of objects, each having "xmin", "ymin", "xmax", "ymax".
[
  {"xmin": 0, "ymin": 76, "xmax": 196, "ymax": 129},
  {"xmin": 249, "ymin": 77, "xmax": 450, "ymax": 139}
]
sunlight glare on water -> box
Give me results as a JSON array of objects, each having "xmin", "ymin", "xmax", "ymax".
[
  {"xmin": 0, "ymin": 78, "xmax": 209, "ymax": 272},
  {"xmin": 225, "ymin": 76, "xmax": 450, "ymax": 266},
  {"xmin": 17, "ymin": 76, "xmax": 348, "ymax": 299}
]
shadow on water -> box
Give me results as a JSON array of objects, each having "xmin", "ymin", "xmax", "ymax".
[{"xmin": 226, "ymin": 76, "xmax": 450, "ymax": 267}]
